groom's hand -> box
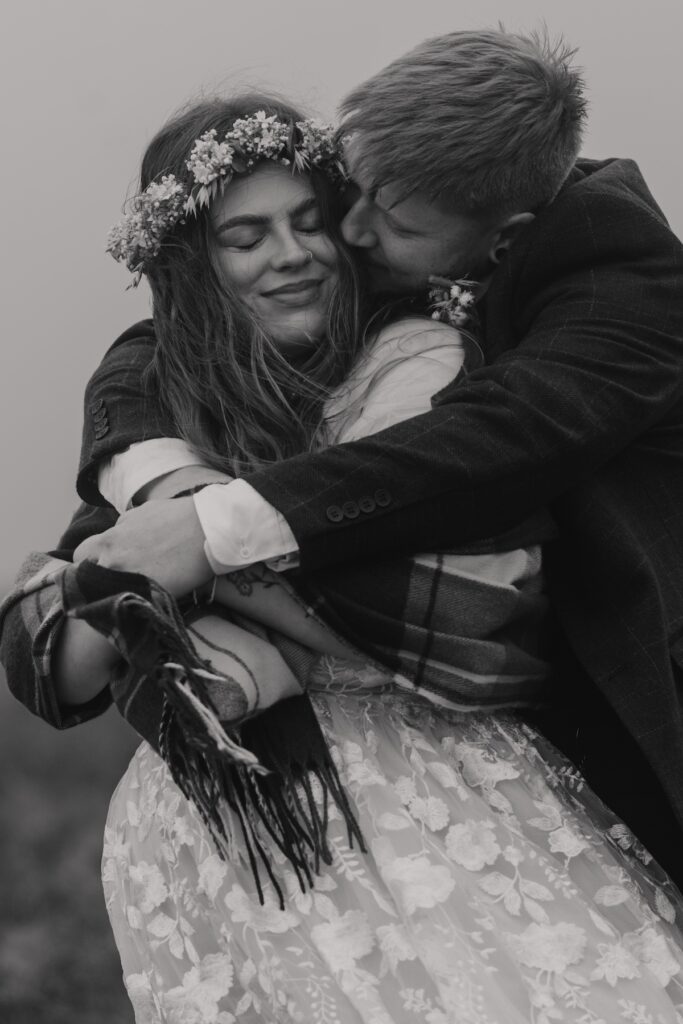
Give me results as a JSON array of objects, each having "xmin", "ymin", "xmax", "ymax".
[{"xmin": 73, "ymin": 497, "xmax": 213, "ymax": 597}]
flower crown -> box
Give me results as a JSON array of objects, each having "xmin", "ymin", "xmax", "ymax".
[{"xmin": 106, "ymin": 112, "xmax": 346, "ymax": 281}]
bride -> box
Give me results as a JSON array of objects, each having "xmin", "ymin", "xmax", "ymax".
[{"xmin": 5, "ymin": 93, "xmax": 683, "ymax": 1023}]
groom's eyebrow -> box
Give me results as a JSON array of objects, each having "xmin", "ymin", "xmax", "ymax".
[{"xmin": 214, "ymin": 197, "xmax": 319, "ymax": 234}]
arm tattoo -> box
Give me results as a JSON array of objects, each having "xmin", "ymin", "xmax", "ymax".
[{"xmin": 224, "ymin": 564, "xmax": 278, "ymax": 598}]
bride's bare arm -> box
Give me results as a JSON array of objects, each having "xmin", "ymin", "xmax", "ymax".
[
  {"xmin": 211, "ymin": 570, "xmax": 358, "ymax": 659},
  {"xmin": 53, "ymin": 612, "xmax": 123, "ymax": 706}
]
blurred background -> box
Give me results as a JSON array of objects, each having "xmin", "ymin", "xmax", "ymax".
[{"xmin": 1, "ymin": 0, "xmax": 682, "ymax": 1019}]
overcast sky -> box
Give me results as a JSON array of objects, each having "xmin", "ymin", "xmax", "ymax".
[{"xmin": 2, "ymin": 0, "xmax": 682, "ymax": 584}]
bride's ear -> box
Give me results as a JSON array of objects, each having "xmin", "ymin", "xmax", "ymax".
[{"xmin": 488, "ymin": 211, "xmax": 535, "ymax": 264}]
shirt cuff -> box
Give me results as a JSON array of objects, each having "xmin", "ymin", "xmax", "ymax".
[
  {"xmin": 193, "ymin": 479, "xmax": 299, "ymax": 573},
  {"xmin": 99, "ymin": 438, "xmax": 202, "ymax": 512}
]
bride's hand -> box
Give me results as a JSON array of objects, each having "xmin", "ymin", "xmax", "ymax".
[{"xmin": 73, "ymin": 496, "xmax": 212, "ymax": 597}]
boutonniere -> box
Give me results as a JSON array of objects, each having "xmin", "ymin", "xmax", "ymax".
[{"xmin": 428, "ymin": 275, "xmax": 479, "ymax": 328}]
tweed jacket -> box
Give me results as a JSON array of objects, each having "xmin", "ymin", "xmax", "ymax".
[{"xmin": 6, "ymin": 157, "xmax": 683, "ymax": 881}]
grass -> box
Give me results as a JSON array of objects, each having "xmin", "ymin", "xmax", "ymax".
[{"xmin": 0, "ymin": 668, "xmax": 138, "ymax": 1023}]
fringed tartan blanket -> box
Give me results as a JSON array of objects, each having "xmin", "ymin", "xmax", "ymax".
[{"xmin": 0, "ymin": 515, "xmax": 551, "ymax": 901}]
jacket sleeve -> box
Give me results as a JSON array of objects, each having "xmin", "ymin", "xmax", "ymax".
[
  {"xmin": 245, "ymin": 168, "xmax": 683, "ymax": 570},
  {"xmin": 76, "ymin": 320, "xmax": 176, "ymax": 506},
  {"xmin": 0, "ymin": 503, "xmax": 118, "ymax": 728}
]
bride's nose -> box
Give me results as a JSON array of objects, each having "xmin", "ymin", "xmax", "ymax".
[{"xmin": 270, "ymin": 227, "xmax": 312, "ymax": 271}]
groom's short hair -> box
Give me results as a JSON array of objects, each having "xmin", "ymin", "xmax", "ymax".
[{"xmin": 340, "ymin": 28, "xmax": 587, "ymax": 217}]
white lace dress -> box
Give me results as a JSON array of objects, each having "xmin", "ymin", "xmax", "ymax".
[{"xmin": 101, "ymin": 321, "xmax": 683, "ymax": 1023}]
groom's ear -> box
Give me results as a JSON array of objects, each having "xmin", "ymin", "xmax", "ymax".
[{"xmin": 488, "ymin": 211, "xmax": 535, "ymax": 264}]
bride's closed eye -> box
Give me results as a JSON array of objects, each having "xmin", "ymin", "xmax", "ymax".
[
  {"xmin": 216, "ymin": 212, "xmax": 323, "ymax": 252},
  {"xmin": 293, "ymin": 208, "xmax": 324, "ymax": 234},
  {"xmin": 216, "ymin": 228, "xmax": 265, "ymax": 251}
]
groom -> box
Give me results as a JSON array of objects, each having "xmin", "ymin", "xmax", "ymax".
[{"xmin": 14, "ymin": 30, "xmax": 683, "ymax": 880}]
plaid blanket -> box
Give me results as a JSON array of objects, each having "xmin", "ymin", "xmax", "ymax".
[
  {"xmin": 300, "ymin": 544, "xmax": 551, "ymax": 713},
  {"xmin": 0, "ymin": 503, "xmax": 551, "ymax": 898}
]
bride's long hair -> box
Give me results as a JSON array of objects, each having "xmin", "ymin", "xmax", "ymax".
[{"xmin": 139, "ymin": 94, "xmax": 363, "ymax": 475}]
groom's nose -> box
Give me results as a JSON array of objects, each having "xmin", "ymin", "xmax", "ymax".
[{"xmin": 341, "ymin": 196, "xmax": 378, "ymax": 249}]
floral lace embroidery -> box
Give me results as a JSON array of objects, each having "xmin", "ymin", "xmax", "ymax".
[{"xmin": 103, "ymin": 671, "xmax": 683, "ymax": 1024}]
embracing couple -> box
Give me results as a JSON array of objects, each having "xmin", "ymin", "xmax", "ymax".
[{"xmin": 3, "ymin": 26, "xmax": 683, "ymax": 1024}]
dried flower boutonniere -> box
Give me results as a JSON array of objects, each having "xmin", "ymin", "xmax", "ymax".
[{"xmin": 428, "ymin": 275, "xmax": 479, "ymax": 329}]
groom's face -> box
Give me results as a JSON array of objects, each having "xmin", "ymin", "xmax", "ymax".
[{"xmin": 341, "ymin": 162, "xmax": 498, "ymax": 293}]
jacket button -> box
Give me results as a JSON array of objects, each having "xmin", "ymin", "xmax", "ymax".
[
  {"xmin": 358, "ymin": 495, "xmax": 376, "ymax": 514},
  {"xmin": 326, "ymin": 505, "xmax": 344, "ymax": 523},
  {"xmin": 374, "ymin": 488, "xmax": 392, "ymax": 507},
  {"xmin": 92, "ymin": 407, "xmax": 108, "ymax": 422},
  {"xmin": 94, "ymin": 424, "xmax": 110, "ymax": 439},
  {"xmin": 90, "ymin": 398, "xmax": 105, "ymax": 413},
  {"xmin": 342, "ymin": 500, "xmax": 360, "ymax": 519}
]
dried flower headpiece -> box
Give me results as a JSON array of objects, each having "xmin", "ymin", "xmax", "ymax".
[{"xmin": 107, "ymin": 113, "xmax": 346, "ymax": 282}]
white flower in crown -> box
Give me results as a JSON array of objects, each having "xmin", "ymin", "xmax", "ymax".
[
  {"xmin": 227, "ymin": 111, "xmax": 291, "ymax": 163},
  {"xmin": 186, "ymin": 129, "xmax": 235, "ymax": 185},
  {"xmin": 106, "ymin": 174, "xmax": 187, "ymax": 278},
  {"xmin": 184, "ymin": 129, "xmax": 237, "ymax": 213}
]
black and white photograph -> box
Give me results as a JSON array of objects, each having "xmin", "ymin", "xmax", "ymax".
[{"xmin": 1, "ymin": 1, "xmax": 683, "ymax": 1021}]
